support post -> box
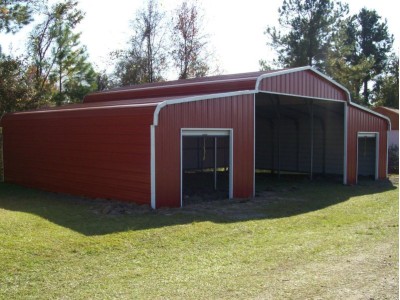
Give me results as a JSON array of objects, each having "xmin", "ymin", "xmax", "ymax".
[
  {"xmin": 321, "ymin": 119, "xmax": 326, "ymax": 175},
  {"xmin": 309, "ymin": 100, "xmax": 314, "ymax": 180},
  {"xmin": 214, "ymin": 137, "xmax": 217, "ymax": 190},
  {"xmin": 273, "ymin": 96, "xmax": 281, "ymax": 179},
  {"xmin": 270, "ymin": 120, "xmax": 275, "ymax": 175},
  {"xmin": 278, "ymin": 100, "xmax": 281, "ymax": 179},
  {"xmin": 295, "ymin": 119, "xmax": 300, "ymax": 172}
]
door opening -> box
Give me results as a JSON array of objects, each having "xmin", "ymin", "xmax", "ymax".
[
  {"xmin": 181, "ymin": 130, "xmax": 232, "ymax": 206},
  {"xmin": 357, "ymin": 133, "xmax": 378, "ymax": 181}
]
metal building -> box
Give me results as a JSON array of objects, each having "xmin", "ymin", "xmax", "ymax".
[{"xmin": 0, "ymin": 66, "xmax": 391, "ymax": 208}]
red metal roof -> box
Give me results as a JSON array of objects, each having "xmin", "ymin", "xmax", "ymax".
[
  {"xmin": 0, "ymin": 96, "xmax": 183, "ymax": 122},
  {"xmin": 83, "ymin": 71, "xmax": 281, "ymax": 104},
  {"xmin": 83, "ymin": 67, "xmax": 352, "ymax": 104}
]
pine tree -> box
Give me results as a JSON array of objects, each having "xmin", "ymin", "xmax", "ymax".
[
  {"xmin": 0, "ymin": 0, "xmax": 35, "ymax": 33},
  {"xmin": 264, "ymin": 0, "xmax": 348, "ymax": 69},
  {"xmin": 350, "ymin": 8, "xmax": 393, "ymax": 104},
  {"xmin": 29, "ymin": 0, "xmax": 97, "ymax": 105},
  {"xmin": 325, "ymin": 8, "xmax": 394, "ymax": 105},
  {"xmin": 325, "ymin": 17, "xmax": 374, "ymax": 103},
  {"xmin": 372, "ymin": 54, "xmax": 399, "ymax": 109}
]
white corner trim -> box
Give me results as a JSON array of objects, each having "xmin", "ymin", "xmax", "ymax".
[
  {"xmin": 253, "ymin": 94, "xmax": 256, "ymax": 197},
  {"xmin": 343, "ymin": 102, "xmax": 348, "ymax": 185},
  {"xmin": 386, "ymin": 131, "xmax": 389, "ymax": 178},
  {"xmin": 150, "ymin": 125, "xmax": 156, "ymax": 209},
  {"xmin": 152, "ymin": 90, "xmax": 256, "ymax": 126}
]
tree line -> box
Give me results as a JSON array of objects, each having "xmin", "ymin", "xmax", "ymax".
[
  {"xmin": 261, "ymin": 0, "xmax": 398, "ymax": 107},
  {"xmin": 0, "ymin": 0, "xmax": 214, "ymax": 115},
  {"xmin": 0, "ymin": 0, "xmax": 398, "ymax": 117}
]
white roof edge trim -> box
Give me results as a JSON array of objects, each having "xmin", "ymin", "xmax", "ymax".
[
  {"xmin": 3, "ymin": 102, "xmax": 159, "ymax": 116},
  {"xmin": 257, "ymin": 91, "xmax": 346, "ymax": 103},
  {"xmin": 152, "ymin": 90, "xmax": 256, "ymax": 126},
  {"xmin": 255, "ymin": 66, "xmax": 353, "ymax": 101},
  {"xmin": 349, "ymin": 102, "xmax": 392, "ymax": 131}
]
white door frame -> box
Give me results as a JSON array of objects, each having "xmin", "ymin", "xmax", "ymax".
[
  {"xmin": 356, "ymin": 132, "xmax": 379, "ymax": 183},
  {"xmin": 180, "ymin": 128, "xmax": 233, "ymax": 207}
]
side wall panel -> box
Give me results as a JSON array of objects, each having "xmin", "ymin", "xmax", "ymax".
[
  {"xmin": 347, "ymin": 106, "xmax": 389, "ymax": 184},
  {"xmin": 155, "ymin": 95, "xmax": 254, "ymax": 207},
  {"xmin": 2, "ymin": 107, "xmax": 154, "ymax": 204}
]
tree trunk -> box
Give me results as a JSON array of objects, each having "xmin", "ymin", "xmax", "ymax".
[{"xmin": 363, "ymin": 78, "xmax": 369, "ymax": 105}]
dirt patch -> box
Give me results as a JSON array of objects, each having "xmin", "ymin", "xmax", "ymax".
[{"xmin": 256, "ymin": 240, "xmax": 399, "ymax": 300}]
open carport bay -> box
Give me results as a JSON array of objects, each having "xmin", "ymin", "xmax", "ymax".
[{"xmin": 255, "ymin": 93, "xmax": 345, "ymax": 180}]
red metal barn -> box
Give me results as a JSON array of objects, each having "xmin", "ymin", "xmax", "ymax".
[{"xmin": 0, "ymin": 67, "xmax": 390, "ymax": 208}]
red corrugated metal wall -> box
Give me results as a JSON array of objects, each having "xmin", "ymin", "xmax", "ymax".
[
  {"xmin": 347, "ymin": 106, "xmax": 389, "ymax": 184},
  {"xmin": 155, "ymin": 94, "xmax": 254, "ymax": 207},
  {"xmin": 2, "ymin": 106, "xmax": 154, "ymax": 204},
  {"xmin": 373, "ymin": 107, "xmax": 398, "ymax": 130},
  {"xmin": 258, "ymin": 70, "xmax": 348, "ymax": 101}
]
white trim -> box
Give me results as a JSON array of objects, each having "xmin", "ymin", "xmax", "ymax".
[
  {"xmin": 255, "ymin": 66, "xmax": 353, "ymax": 101},
  {"xmin": 356, "ymin": 132, "xmax": 379, "ymax": 183},
  {"xmin": 181, "ymin": 129, "xmax": 231, "ymax": 136},
  {"xmin": 180, "ymin": 128, "xmax": 233, "ymax": 207},
  {"xmin": 253, "ymin": 94, "xmax": 256, "ymax": 197},
  {"xmin": 386, "ymin": 131, "xmax": 389, "ymax": 177},
  {"xmin": 7, "ymin": 102, "xmax": 159, "ymax": 116},
  {"xmin": 358, "ymin": 132, "xmax": 378, "ymax": 138},
  {"xmin": 229, "ymin": 129, "xmax": 234, "ymax": 199},
  {"xmin": 153, "ymin": 90, "xmax": 256, "ymax": 126},
  {"xmin": 150, "ymin": 125, "xmax": 156, "ymax": 209},
  {"xmin": 343, "ymin": 102, "xmax": 348, "ymax": 184},
  {"xmin": 376, "ymin": 133, "xmax": 380, "ymax": 180},
  {"xmin": 180, "ymin": 130, "xmax": 183, "ymax": 207},
  {"xmin": 257, "ymin": 91, "xmax": 347, "ymax": 103}
]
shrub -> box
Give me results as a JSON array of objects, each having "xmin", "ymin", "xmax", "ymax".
[{"xmin": 388, "ymin": 144, "xmax": 399, "ymax": 174}]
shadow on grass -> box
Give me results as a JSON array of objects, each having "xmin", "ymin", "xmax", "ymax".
[{"xmin": 0, "ymin": 174, "xmax": 397, "ymax": 236}]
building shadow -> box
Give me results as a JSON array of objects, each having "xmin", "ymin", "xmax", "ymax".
[{"xmin": 0, "ymin": 174, "xmax": 397, "ymax": 236}]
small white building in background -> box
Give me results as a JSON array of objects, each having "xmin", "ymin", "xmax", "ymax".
[{"xmin": 373, "ymin": 106, "xmax": 399, "ymax": 148}]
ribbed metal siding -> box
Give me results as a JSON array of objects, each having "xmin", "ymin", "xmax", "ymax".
[
  {"xmin": 155, "ymin": 95, "xmax": 254, "ymax": 207},
  {"xmin": 84, "ymin": 79, "xmax": 256, "ymax": 103},
  {"xmin": 373, "ymin": 107, "xmax": 398, "ymax": 130},
  {"xmin": 2, "ymin": 106, "xmax": 154, "ymax": 204},
  {"xmin": 259, "ymin": 70, "xmax": 348, "ymax": 101},
  {"xmin": 347, "ymin": 106, "xmax": 389, "ymax": 184}
]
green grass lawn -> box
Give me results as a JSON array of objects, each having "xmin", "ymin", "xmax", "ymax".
[{"xmin": 0, "ymin": 176, "xmax": 398, "ymax": 299}]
